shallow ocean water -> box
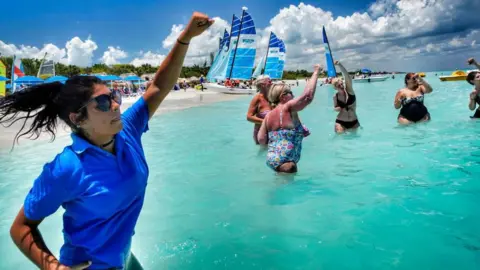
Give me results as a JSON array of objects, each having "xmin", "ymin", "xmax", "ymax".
[{"xmin": 1, "ymin": 72, "xmax": 480, "ymax": 269}]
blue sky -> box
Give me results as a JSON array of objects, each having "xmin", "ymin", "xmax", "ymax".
[
  {"xmin": 1, "ymin": 0, "xmax": 479, "ymax": 71},
  {"xmin": 1, "ymin": 0, "xmax": 373, "ymax": 60}
]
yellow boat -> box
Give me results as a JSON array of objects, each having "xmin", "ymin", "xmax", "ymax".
[
  {"xmin": 439, "ymin": 70, "xmax": 467, "ymax": 82},
  {"xmin": 417, "ymin": 72, "xmax": 426, "ymax": 77}
]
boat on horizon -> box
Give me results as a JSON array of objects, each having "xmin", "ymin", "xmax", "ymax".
[{"xmin": 352, "ymin": 75, "xmax": 389, "ymax": 83}]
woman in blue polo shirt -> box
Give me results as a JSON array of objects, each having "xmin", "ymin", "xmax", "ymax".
[{"xmin": 2, "ymin": 12, "xmax": 213, "ymax": 270}]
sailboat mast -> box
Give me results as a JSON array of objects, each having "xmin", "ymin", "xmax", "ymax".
[
  {"xmin": 262, "ymin": 32, "xmax": 272, "ymax": 74},
  {"xmin": 228, "ymin": 9, "xmax": 246, "ymax": 79}
]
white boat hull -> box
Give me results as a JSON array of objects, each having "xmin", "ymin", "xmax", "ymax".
[
  {"xmin": 204, "ymin": 83, "xmax": 256, "ymax": 95},
  {"xmin": 353, "ymin": 76, "xmax": 389, "ymax": 83}
]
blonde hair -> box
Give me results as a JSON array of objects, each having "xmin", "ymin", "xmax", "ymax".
[
  {"xmin": 331, "ymin": 78, "xmax": 342, "ymax": 88},
  {"xmin": 254, "ymin": 75, "xmax": 270, "ymax": 91},
  {"xmin": 268, "ymin": 83, "xmax": 291, "ymax": 108}
]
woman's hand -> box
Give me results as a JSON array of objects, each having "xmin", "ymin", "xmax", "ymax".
[
  {"xmin": 470, "ymin": 90, "xmax": 478, "ymax": 100},
  {"xmin": 313, "ymin": 64, "xmax": 322, "ymax": 72},
  {"xmin": 180, "ymin": 12, "xmax": 214, "ymax": 43}
]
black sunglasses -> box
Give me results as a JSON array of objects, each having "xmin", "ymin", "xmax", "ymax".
[{"xmin": 78, "ymin": 90, "xmax": 122, "ymax": 112}]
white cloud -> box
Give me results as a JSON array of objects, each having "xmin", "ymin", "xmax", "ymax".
[
  {"xmin": 162, "ymin": 16, "xmax": 230, "ymax": 66},
  {"xmin": 130, "ymin": 51, "xmax": 166, "ymax": 67},
  {"xmin": 0, "ymin": 37, "xmax": 98, "ymax": 67},
  {"xmin": 101, "ymin": 46, "xmax": 127, "ymax": 65},
  {"xmin": 64, "ymin": 37, "xmax": 98, "ymax": 67}
]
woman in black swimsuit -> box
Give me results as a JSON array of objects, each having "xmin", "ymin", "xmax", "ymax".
[
  {"xmin": 332, "ymin": 61, "xmax": 359, "ymax": 133},
  {"xmin": 467, "ymin": 58, "xmax": 480, "ymax": 118},
  {"xmin": 394, "ymin": 73, "xmax": 433, "ymax": 124}
]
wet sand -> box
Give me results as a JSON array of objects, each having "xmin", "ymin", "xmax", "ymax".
[{"xmin": 0, "ymin": 88, "xmax": 244, "ymax": 150}]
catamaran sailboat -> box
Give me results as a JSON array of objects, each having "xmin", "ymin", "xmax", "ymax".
[
  {"xmin": 204, "ymin": 8, "xmax": 258, "ymax": 95},
  {"xmin": 251, "ymin": 31, "xmax": 286, "ymax": 83}
]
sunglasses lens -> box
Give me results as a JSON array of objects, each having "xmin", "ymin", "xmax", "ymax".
[{"xmin": 95, "ymin": 95, "xmax": 111, "ymax": 112}]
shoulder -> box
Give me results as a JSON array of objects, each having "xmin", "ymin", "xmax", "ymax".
[{"xmin": 43, "ymin": 147, "xmax": 85, "ymax": 187}]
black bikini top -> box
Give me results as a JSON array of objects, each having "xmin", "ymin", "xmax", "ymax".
[{"xmin": 336, "ymin": 92, "xmax": 356, "ymax": 109}]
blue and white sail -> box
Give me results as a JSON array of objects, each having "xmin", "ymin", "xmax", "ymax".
[
  {"xmin": 323, "ymin": 26, "xmax": 337, "ymax": 78},
  {"xmin": 207, "ymin": 21, "xmax": 236, "ymax": 82},
  {"xmin": 277, "ymin": 40, "xmax": 286, "ymax": 79},
  {"xmin": 226, "ymin": 10, "xmax": 257, "ymax": 80},
  {"xmin": 218, "ymin": 29, "xmax": 230, "ymax": 54},
  {"xmin": 263, "ymin": 32, "xmax": 281, "ymax": 79},
  {"xmin": 251, "ymin": 55, "xmax": 265, "ymax": 78}
]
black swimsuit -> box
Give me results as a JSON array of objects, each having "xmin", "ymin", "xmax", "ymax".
[
  {"xmin": 399, "ymin": 94, "xmax": 430, "ymax": 122},
  {"xmin": 335, "ymin": 92, "xmax": 359, "ymax": 129},
  {"xmin": 472, "ymin": 96, "xmax": 480, "ymax": 119}
]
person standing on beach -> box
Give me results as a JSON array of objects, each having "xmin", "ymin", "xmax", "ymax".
[
  {"xmin": 331, "ymin": 60, "xmax": 360, "ymax": 133},
  {"xmin": 257, "ymin": 64, "xmax": 321, "ymax": 173},
  {"xmin": 200, "ymin": 75, "xmax": 205, "ymax": 91},
  {"xmin": 2, "ymin": 12, "xmax": 213, "ymax": 270},
  {"xmin": 467, "ymin": 58, "xmax": 480, "ymax": 118},
  {"xmin": 394, "ymin": 73, "xmax": 433, "ymax": 124},
  {"xmin": 247, "ymin": 75, "xmax": 273, "ymax": 144}
]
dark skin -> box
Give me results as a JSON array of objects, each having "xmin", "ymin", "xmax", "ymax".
[{"xmin": 10, "ymin": 12, "xmax": 213, "ymax": 270}]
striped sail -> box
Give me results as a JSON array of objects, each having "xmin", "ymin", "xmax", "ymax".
[
  {"xmin": 263, "ymin": 32, "xmax": 281, "ymax": 79},
  {"xmin": 323, "ymin": 26, "xmax": 337, "ymax": 78},
  {"xmin": 251, "ymin": 55, "xmax": 265, "ymax": 78},
  {"xmin": 277, "ymin": 40, "xmax": 286, "ymax": 79},
  {"xmin": 226, "ymin": 11, "xmax": 257, "ymax": 80},
  {"xmin": 218, "ymin": 29, "xmax": 230, "ymax": 54},
  {"xmin": 207, "ymin": 25, "xmax": 234, "ymax": 82}
]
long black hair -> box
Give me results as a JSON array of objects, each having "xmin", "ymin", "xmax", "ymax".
[{"xmin": 0, "ymin": 75, "xmax": 104, "ymax": 148}]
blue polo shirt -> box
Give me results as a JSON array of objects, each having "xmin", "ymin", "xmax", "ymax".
[{"xmin": 24, "ymin": 97, "xmax": 150, "ymax": 269}]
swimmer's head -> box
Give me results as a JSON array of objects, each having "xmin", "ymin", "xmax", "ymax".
[
  {"xmin": 254, "ymin": 75, "xmax": 272, "ymax": 93},
  {"xmin": 268, "ymin": 82, "xmax": 293, "ymax": 108},
  {"xmin": 331, "ymin": 78, "xmax": 345, "ymax": 91},
  {"xmin": 0, "ymin": 76, "xmax": 123, "ymax": 149},
  {"xmin": 467, "ymin": 71, "xmax": 480, "ymax": 87},
  {"xmin": 404, "ymin": 72, "xmax": 419, "ymax": 88}
]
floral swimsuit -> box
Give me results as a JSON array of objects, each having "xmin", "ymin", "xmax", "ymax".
[{"xmin": 266, "ymin": 109, "xmax": 306, "ymax": 171}]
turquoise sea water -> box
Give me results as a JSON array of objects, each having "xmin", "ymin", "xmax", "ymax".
[{"xmin": 1, "ymin": 72, "xmax": 480, "ymax": 269}]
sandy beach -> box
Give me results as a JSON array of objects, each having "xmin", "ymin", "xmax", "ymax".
[{"xmin": 0, "ymin": 88, "xmax": 246, "ymax": 150}]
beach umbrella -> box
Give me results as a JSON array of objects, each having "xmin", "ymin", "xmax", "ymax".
[
  {"xmin": 45, "ymin": 75, "xmax": 68, "ymax": 83},
  {"xmin": 0, "ymin": 76, "xmax": 9, "ymax": 82},
  {"xmin": 361, "ymin": 68, "xmax": 372, "ymax": 74},
  {"xmin": 124, "ymin": 75, "xmax": 142, "ymax": 81}
]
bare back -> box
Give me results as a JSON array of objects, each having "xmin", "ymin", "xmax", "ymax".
[{"xmin": 265, "ymin": 105, "xmax": 300, "ymax": 131}]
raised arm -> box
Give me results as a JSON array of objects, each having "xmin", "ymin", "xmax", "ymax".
[
  {"xmin": 285, "ymin": 64, "xmax": 321, "ymax": 112},
  {"xmin": 143, "ymin": 12, "xmax": 214, "ymax": 119},
  {"xmin": 468, "ymin": 58, "xmax": 480, "ymax": 70},
  {"xmin": 334, "ymin": 61, "xmax": 353, "ymax": 94},
  {"xmin": 417, "ymin": 77, "xmax": 433, "ymax": 94}
]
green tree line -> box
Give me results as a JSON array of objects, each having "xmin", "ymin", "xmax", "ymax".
[
  {"xmin": 1, "ymin": 56, "xmax": 384, "ymax": 81},
  {"xmin": 0, "ymin": 56, "xmax": 212, "ymax": 80}
]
